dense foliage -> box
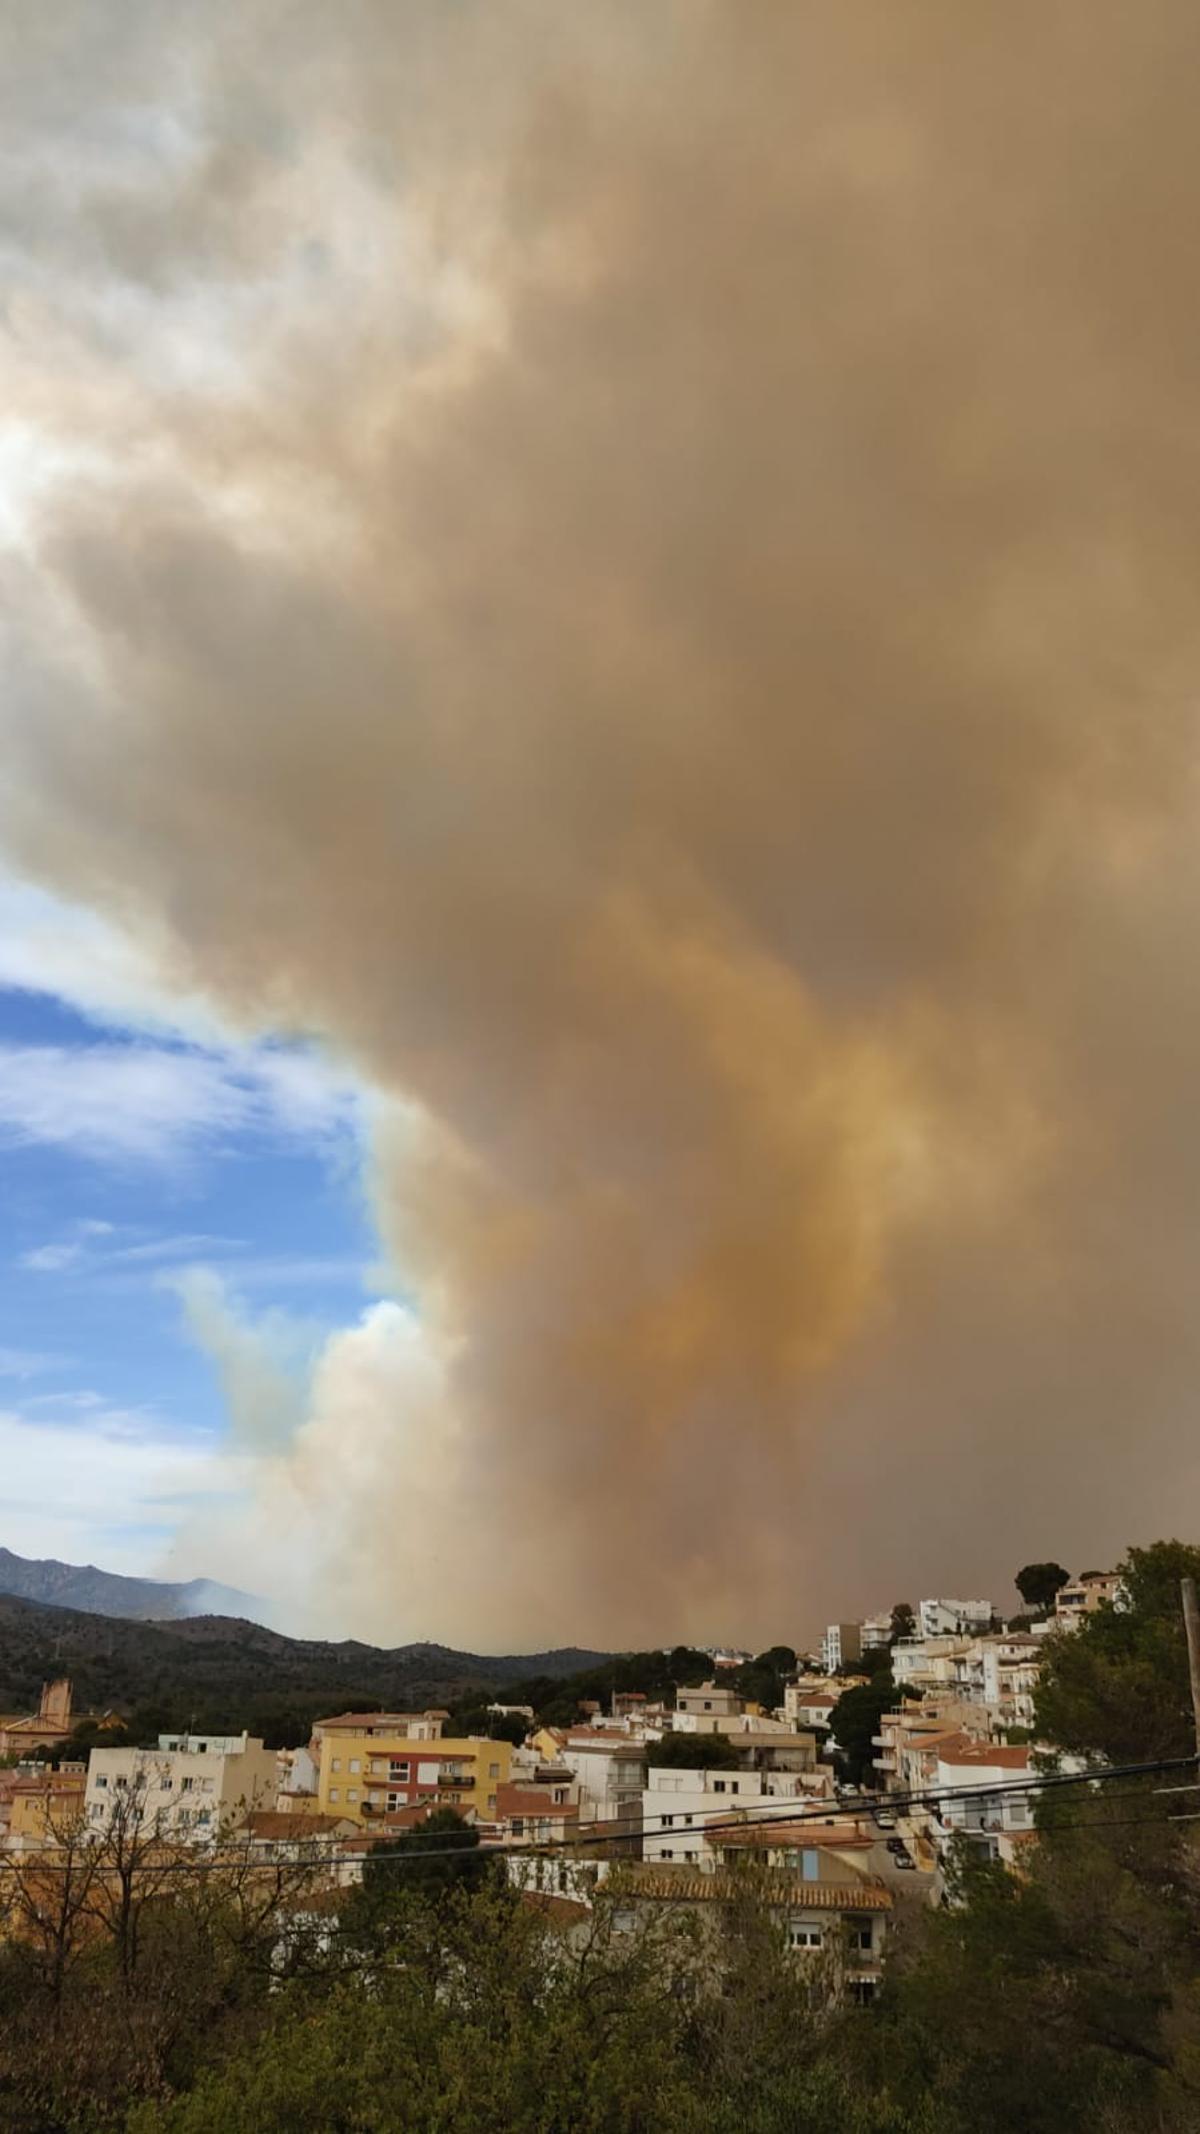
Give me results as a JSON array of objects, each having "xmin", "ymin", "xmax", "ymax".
[
  {"xmin": 0, "ymin": 1594, "xmax": 608, "ymax": 1749},
  {"xmin": 1014, "ymin": 1562, "xmax": 1070, "ymax": 1614},
  {"xmin": 1034, "ymin": 1540, "xmax": 1200, "ymax": 1762}
]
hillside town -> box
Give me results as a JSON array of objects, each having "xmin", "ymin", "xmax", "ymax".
[{"xmin": 0, "ymin": 1566, "xmax": 1124, "ymax": 2007}]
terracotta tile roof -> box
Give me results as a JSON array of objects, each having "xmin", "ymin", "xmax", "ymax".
[
  {"xmin": 564, "ymin": 1730, "xmax": 645, "ymax": 1751},
  {"xmin": 714, "ymin": 1821, "xmax": 872, "ymax": 1850},
  {"xmin": 241, "ymin": 1812, "xmax": 356, "ymax": 1840},
  {"xmin": 520, "ymin": 1891, "xmax": 592, "ymax": 1924},
  {"xmin": 617, "ymin": 1867, "xmax": 892, "ymax": 1911},
  {"xmin": 496, "ymin": 1784, "xmax": 579, "ymax": 1819},
  {"xmin": 937, "ymin": 1742, "xmax": 1033, "ymax": 1771},
  {"xmin": 315, "ymin": 1712, "xmax": 435, "ymax": 1732}
]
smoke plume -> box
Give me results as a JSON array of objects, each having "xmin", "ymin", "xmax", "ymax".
[{"xmin": 4, "ymin": 1, "xmax": 1200, "ymax": 1643}]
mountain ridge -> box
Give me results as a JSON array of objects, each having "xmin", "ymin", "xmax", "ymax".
[
  {"xmin": 0, "ymin": 1589, "xmax": 610, "ymax": 1745},
  {"xmin": 0, "ymin": 1546, "xmax": 263, "ymax": 1624}
]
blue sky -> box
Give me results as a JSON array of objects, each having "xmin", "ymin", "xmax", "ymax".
[{"xmin": 0, "ymin": 907, "xmax": 383, "ymax": 1580}]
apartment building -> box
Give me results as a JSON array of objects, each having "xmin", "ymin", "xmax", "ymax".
[
  {"xmin": 918, "ymin": 1598, "xmax": 993, "ymax": 1639},
  {"xmin": 820, "ymin": 1623, "xmax": 862, "ymax": 1673},
  {"xmin": 1055, "ymin": 1571, "xmax": 1124, "ymax": 1625},
  {"xmin": 904, "ymin": 1737, "xmax": 1037, "ymax": 1876},
  {"xmin": 978, "ymin": 1636, "xmax": 1043, "ymax": 1730},
  {"xmin": 673, "ymin": 1681, "xmax": 745, "ymax": 1726},
  {"xmin": 4, "ymin": 1762, "xmax": 86, "ymax": 1852},
  {"xmin": 859, "ymin": 1614, "xmax": 893, "ymax": 1653},
  {"xmin": 611, "ymin": 1856, "xmax": 893, "ymax": 2003},
  {"xmin": 314, "ymin": 1715, "xmax": 514, "ymax": 1824},
  {"xmin": 85, "ymin": 1733, "xmax": 277, "ymax": 1841},
  {"xmin": 643, "ymin": 1759, "xmax": 817, "ymax": 1870},
  {"xmin": 557, "ymin": 1729, "xmax": 647, "ymax": 1829}
]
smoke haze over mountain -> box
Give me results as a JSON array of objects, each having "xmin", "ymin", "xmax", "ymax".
[{"xmin": 4, "ymin": 2, "xmax": 1200, "ymax": 1643}]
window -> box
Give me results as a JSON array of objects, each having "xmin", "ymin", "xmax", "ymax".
[
  {"xmin": 684, "ymin": 1814, "xmax": 693, "ymax": 1826},
  {"xmin": 661, "ymin": 1848, "xmax": 673, "ymax": 1860},
  {"xmin": 703, "ymin": 1701, "xmax": 712, "ymax": 1711},
  {"xmin": 488, "ymin": 1794, "xmax": 497, "ymax": 1811},
  {"xmin": 181, "ymin": 1777, "xmax": 195, "ymax": 1794},
  {"xmin": 329, "ymin": 1787, "xmax": 340, "ymax": 1803},
  {"xmin": 349, "ymin": 1759, "xmax": 361, "ymax": 1775},
  {"xmin": 730, "ymin": 1781, "xmax": 739, "ymax": 1795},
  {"xmin": 331, "ymin": 1758, "xmax": 342, "ymax": 1773},
  {"xmin": 684, "ymin": 1849, "xmax": 697, "ymax": 1863},
  {"xmin": 390, "ymin": 1762, "xmax": 410, "ymax": 1782},
  {"xmin": 849, "ymin": 1979, "xmax": 876, "ymax": 2006},
  {"xmin": 489, "ymin": 1763, "xmax": 500, "ymax": 1779},
  {"xmin": 95, "ymin": 1776, "xmax": 108, "ymax": 1791},
  {"xmin": 713, "ymin": 1781, "xmax": 726, "ymax": 1794},
  {"xmin": 661, "ymin": 1815, "xmax": 674, "ymax": 1828},
  {"xmin": 849, "ymin": 1923, "xmax": 874, "ymax": 1953},
  {"xmin": 511, "ymin": 1817, "xmax": 525, "ymax": 1836},
  {"xmin": 789, "ymin": 1924, "xmax": 823, "ymax": 1949},
  {"xmin": 348, "ymin": 1789, "xmax": 359, "ymax": 1803}
]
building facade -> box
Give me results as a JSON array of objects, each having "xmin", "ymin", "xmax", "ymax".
[
  {"xmin": 314, "ymin": 1717, "xmax": 514, "ymax": 1825},
  {"xmin": 85, "ymin": 1733, "xmax": 277, "ymax": 1841}
]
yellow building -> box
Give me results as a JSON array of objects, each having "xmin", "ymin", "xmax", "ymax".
[
  {"xmin": 314, "ymin": 1713, "xmax": 515, "ymax": 1825},
  {"xmin": 7, "ymin": 1764, "xmax": 87, "ymax": 1847}
]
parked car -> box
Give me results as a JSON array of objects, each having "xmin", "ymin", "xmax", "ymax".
[
  {"xmin": 875, "ymin": 1810, "xmax": 896, "ymax": 1829},
  {"xmin": 893, "ymin": 1850, "xmax": 917, "ymax": 1870}
]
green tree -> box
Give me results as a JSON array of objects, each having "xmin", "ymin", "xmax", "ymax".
[
  {"xmin": 646, "ymin": 1732, "xmax": 740, "ymax": 1770},
  {"xmin": 829, "ymin": 1672, "xmax": 912, "ymax": 1784},
  {"xmin": 1015, "ymin": 1562, "xmax": 1071, "ymax": 1615},
  {"xmin": 1035, "ymin": 1540, "xmax": 1200, "ymax": 1764},
  {"xmin": 889, "ymin": 1602, "xmax": 916, "ymax": 1643},
  {"xmin": 341, "ymin": 1808, "xmax": 495, "ymax": 1940}
]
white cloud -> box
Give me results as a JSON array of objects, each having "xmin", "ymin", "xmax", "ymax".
[
  {"xmin": 0, "ymin": 1038, "xmax": 360, "ymax": 1166},
  {"xmin": 0, "ymin": 1346, "xmax": 68, "ymax": 1378},
  {"xmin": 0, "ymin": 1405, "xmax": 234, "ymax": 1575},
  {"xmin": 21, "ymin": 1240, "xmax": 85, "ymax": 1271},
  {"xmin": 0, "ymin": 875, "xmax": 227, "ymax": 1042}
]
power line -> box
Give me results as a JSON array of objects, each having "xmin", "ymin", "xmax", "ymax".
[{"xmin": 7, "ymin": 1754, "xmax": 1189, "ymax": 1878}]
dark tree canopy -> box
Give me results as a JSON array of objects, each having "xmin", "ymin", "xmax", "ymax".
[
  {"xmin": 1035, "ymin": 1540, "xmax": 1200, "ymax": 1764},
  {"xmin": 645, "ymin": 1732, "xmax": 740, "ymax": 1770},
  {"xmin": 1015, "ymin": 1562, "xmax": 1071, "ymax": 1614},
  {"xmin": 889, "ymin": 1602, "xmax": 917, "ymax": 1643}
]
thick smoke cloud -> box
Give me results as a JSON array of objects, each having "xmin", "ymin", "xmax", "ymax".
[{"xmin": 4, "ymin": 1, "xmax": 1200, "ymax": 1643}]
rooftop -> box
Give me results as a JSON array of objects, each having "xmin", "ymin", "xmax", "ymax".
[{"xmin": 616, "ymin": 1867, "xmax": 893, "ymax": 1911}]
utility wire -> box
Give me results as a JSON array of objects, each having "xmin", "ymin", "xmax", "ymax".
[{"xmin": 8, "ymin": 1755, "xmax": 1190, "ymax": 1877}]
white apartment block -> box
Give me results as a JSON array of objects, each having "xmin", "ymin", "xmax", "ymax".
[
  {"xmin": 643, "ymin": 1761, "xmax": 816, "ymax": 1871},
  {"xmin": 859, "ymin": 1614, "xmax": 893, "ymax": 1653},
  {"xmin": 820, "ymin": 1623, "xmax": 862, "ymax": 1673},
  {"xmin": 918, "ymin": 1598, "xmax": 993, "ymax": 1639},
  {"xmin": 85, "ymin": 1732, "xmax": 277, "ymax": 1843}
]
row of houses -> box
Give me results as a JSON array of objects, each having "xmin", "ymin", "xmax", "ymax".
[{"xmin": 819, "ymin": 1569, "xmax": 1122, "ymax": 1675}]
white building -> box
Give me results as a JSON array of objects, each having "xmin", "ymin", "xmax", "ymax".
[
  {"xmin": 859, "ymin": 1614, "xmax": 893, "ymax": 1653},
  {"xmin": 85, "ymin": 1732, "xmax": 277, "ymax": 1843},
  {"xmin": 978, "ymin": 1637, "xmax": 1043, "ymax": 1731},
  {"xmin": 643, "ymin": 1761, "xmax": 819, "ymax": 1871},
  {"xmin": 820, "ymin": 1624, "xmax": 862, "ymax": 1673},
  {"xmin": 559, "ymin": 1730, "xmax": 647, "ymax": 1832},
  {"xmin": 918, "ymin": 1599, "xmax": 993, "ymax": 1639}
]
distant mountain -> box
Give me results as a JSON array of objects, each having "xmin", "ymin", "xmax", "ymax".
[
  {"xmin": 0, "ymin": 1590, "xmax": 610, "ymax": 1747},
  {"xmin": 0, "ymin": 1547, "xmax": 263, "ymax": 1624}
]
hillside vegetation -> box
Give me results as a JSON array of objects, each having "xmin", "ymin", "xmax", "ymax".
[{"xmin": 0, "ymin": 1593, "xmax": 607, "ymax": 1748}]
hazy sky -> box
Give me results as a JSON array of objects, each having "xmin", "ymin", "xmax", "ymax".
[{"xmin": 3, "ymin": 2, "xmax": 1200, "ymax": 1650}]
